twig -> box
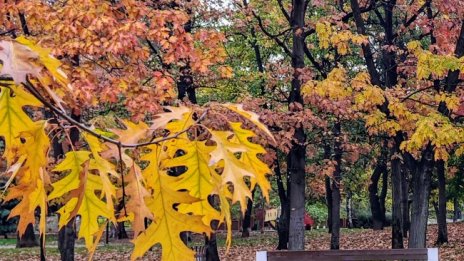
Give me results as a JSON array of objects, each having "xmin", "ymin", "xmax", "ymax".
[
  {"xmin": 23, "ymin": 79, "xmax": 208, "ymax": 148},
  {"xmin": 400, "ymin": 85, "xmax": 435, "ymax": 102},
  {"xmin": 118, "ymin": 142, "xmax": 128, "ymax": 217}
]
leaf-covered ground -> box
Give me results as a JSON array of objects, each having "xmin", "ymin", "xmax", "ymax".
[{"xmin": 1, "ymin": 223, "xmax": 463, "ymax": 260}]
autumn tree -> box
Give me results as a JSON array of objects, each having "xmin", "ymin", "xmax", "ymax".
[{"xmin": 0, "ymin": 2, "xmax": 275, "ymax": 261}]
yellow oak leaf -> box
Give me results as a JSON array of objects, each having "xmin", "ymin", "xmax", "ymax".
[
  {"xmin": 15, "ymin": 36, "xmax": 69, "ymax": 88},
  {"xmin": 5, "ymin": 183, "xmax": 36, "ymax": 236},
  {"xmin": 0, "ymin": 85, "xmax": 42, "ymax": 163},
  {"xmin": 223, "ymin": 103, "xmax": 275, "ymax": 143},
  {"xmin": 131, "ymin": 184, "xmax": 211, "ymax": 261},
  {"xmin": 150, "ymin": 106, "xmax": 192, "ymax": 131},
  {"xmin": 229, "ymin": 122, "xmax": 272, "ymax": 201},
  {"xmin": 124, "ymin": 163, "xmax": 153, "ymax": 237},
  {"xmin": 49, "ymin": 151, "xmax": 91, "ymax": 200},
  {"xmin": 209, "ymin": 130, "xmax": 254, "ymax": 212},
  {"xmin": 76, "ymin": 173, "xmax": 114, "ymax": 249},
  {"xmin": 112, "ymin": 119, "xmax": 149, "ymax": 144},
  {"xmin": 85, "ymin": 134, "xmax": 118, "ymax": 213},
  {"xmin": 164, "ymin": 139, "xmax": 221, "ymax": 226}
]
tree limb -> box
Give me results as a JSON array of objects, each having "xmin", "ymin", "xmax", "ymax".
[
  {"xmin": 22, "ymin": 79, "xmax": 208, "ymax": 148},
  {"xmin": 277, "ymin": 0, "xmax": 291, "ymax": 22},
  {"xmin": 252, "ymin": 11, "xmax": 293, "ymax": 57},
  {"xmin": 303, "ymin": 44, "xmax": 327, "ymax": 77}
]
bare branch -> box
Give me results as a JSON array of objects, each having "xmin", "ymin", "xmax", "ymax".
[
  {"xmin": 303, "ymin": 44, "xmax": 327, "ymax": 78},
  {"xmin": 400, "ymin": 85, "xmax": 435, "ymax": 102},
  {"xmin": 277, "ymin": 0, "xmax": 291, "ymax": 22},
  {"xmin": 252, "ymin": 11, "xmax": 293, "ymax": 57}
]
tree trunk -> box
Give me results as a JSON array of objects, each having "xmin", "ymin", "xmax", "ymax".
[
  {"xmin": 287, "ymin": 0, "xmax": 307, "ymax": 251},
  {"xmin": 325, "ymin": 176, "xmax": 333, "ymax": 233},
  {"xmin": 177, "ymin": 66, "xmax": 196, "ymax": 103},
  {"xmin": 58, "ymin": 218, "xmax": 76, "ymax": 261},
  {"xmin": 391, "ymin": 136, "xmax": 404, "ymax": 249},
  {"xmin": 453, "ymin": 198, "xmax": 461, "ymax": 222},
  {"xmin": 117, "ymin": 222, "xmax": 128, "ymax": 239},
  {"xmin": 205, "ymin": 221, "xmax": 220, "ymax": 261},
  {"xmin": 401, "ymin": 161, "xmax": 410, "ymax": 237},
  {"xmin": 330, "ymin": 122, "xmax": 342, "ymax": 250},
  {"xmin": 408, "ymin": 146, "xmax": 433, "ymax": 248},
  {"xmin": 435, "ymin": 160, "xmax": 448, "ymax": 245},
  {"xmin": 274, "ymin": 155, "xmax": 289, "ymax": 250},
  {"xmin": 369, "ymin": 162, "xmax": 386, "ymax": 230},
  {"xmin": 242, "ymin": 189, "xmax": 255, "ymax": 237},
  {"xmin": 324, "ymin": 144, "xmax": 333, "ymax": 233},
  {"xmin": 16, "ymin": 224, "xmax": 38, "ymax": 248},
  {"xmin": 346, "ymin": 191, "xmax": 353, "ymax": 229},
  {"xmin": 380, "ymin": 166, "xmax": 388, "ymax": 227}
]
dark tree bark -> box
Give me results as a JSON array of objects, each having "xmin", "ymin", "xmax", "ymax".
[
  {"xmin": 435, "ymin": 160, "xmax": 448, "ymax": 245},
  {"xmin": 274, "ymin": 155, "xmax": 289, "ymax": 250},
  {"xmin": 453, "ymin": 198, "xmax": 461, "ymax": 222},
  {"xmin": 205, "ymin": 220, "xmax": 220, "ymax": 261},
  {"xmin": 323, "ymin": 144, "xmax": 333, "ymax": 233},
  {"xmin": 242, "ymin": 189, "xmax": 256, "ymax": 237},
  {"xmin": 400, "ymin": 161, "xmax": 410, "ymax": 237},
  {"xmin": 117, "ymin": 222, "xmax": 128, "ymax": 239},
  {"xmin": 58, "ymin": 218, "xmax": 76, "ymax": 261},
  {"xmin": 243, "ymin": 0, "xmax": 266, "ymax": 95},
  {"xmin": 177, "ymin": 66, "xmax": 196, "ymax": 103},
  {"xmin": 391, "ymin": 135, "xmax": 404, "ymax": 249},
  {"xmin": 325, "ymin": 176, "xmax": 333, "ymax": 233},
  {"xmin": 16, "ymin": 224, "xmax": 38, "ymax": 248},
  {"xmin": 330, "ymin": 122, "xmax": 342, "ymax": 250},
  {"xmin": 287, "ymin": 0, "xmax": 307, "ymax": 250},
  {"xmin": 369, "ymin": 160, "xmax": 387, "ymax": 230},
  {"xmin": 380, "ymin": 165, "xmax": 388, "ymax": 226},
  {"xmin": 408, "ymin": 146, "xmax": 434, "ymax": 248},
  {"xmin": 349, "ymin": 0, "xmax": 381, "ymax": 86}
]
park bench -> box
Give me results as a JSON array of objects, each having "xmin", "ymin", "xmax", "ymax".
[{"xmin": 256, "ymin": 248, "xmax": 439, "ymax": 261}]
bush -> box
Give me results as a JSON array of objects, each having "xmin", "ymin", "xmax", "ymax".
[
  {"xmin": 306, "ymin": 202, "xmax": 328, "ymax": 226},
  {"xmin": 353, "ymin": 209, "xmax": 372, "ymax": 229}
]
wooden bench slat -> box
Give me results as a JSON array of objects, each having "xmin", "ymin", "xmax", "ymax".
[{"xmin": 258, "ymin": 249, "xmax": 437, "ymax": 261}]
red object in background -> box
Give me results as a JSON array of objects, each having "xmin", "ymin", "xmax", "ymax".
[{"xmin": 304, "ymin": 212, "xmax": 314, "ymax": 230}]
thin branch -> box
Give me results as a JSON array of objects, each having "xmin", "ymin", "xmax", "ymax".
[
  {"xmin": 340, "ymin": 0, "xmax": 377, "ymax": 23},
  {"xmin": 400, "ymin": 85, "xmax": 435, "ymax": 102},
  {"xmin": 277, "ymin": 0, "xmax": 291, "ymax": 22},
  {"xmin": 118, "ymin": 143, "xmax": 128, "ymax": 217},
  {"xmin": 22, "ymin": 79, "xmax": 208, "ymax": 148},
  {"xmin": 252, "ymin": 11, "xmax": 293, "ymax": 57},
  {"xmin": 303, "ymin": 44, "xmax": 327, "ymax": 77},
  {"xmin": 374, "ymin": 9, "xmax": 386, "ymax": 28},
  {"xmin": 392, "ymin": 0, "xmax": 430, "ymax": 39},
  {"xmin": 0, "ymin": 29, "xmax": 16, "ymax": 36}
]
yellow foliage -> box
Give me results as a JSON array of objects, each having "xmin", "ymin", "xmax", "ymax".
[{"xmin": 315, "ymin": 22, "xmax": 367, "ymax": 55}]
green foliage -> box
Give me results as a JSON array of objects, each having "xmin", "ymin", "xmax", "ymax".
[
  {"xmin": 305, "ymin": 201, "xmax": 328, "ymax": 226},
  {"xmin": 448, "ymin": 155, "xmax": 464, "ymax": 202}
]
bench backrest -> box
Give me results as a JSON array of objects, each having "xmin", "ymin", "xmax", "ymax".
[{"xmin": 256, "ymin": 248, "xmax": 439, "ymax": 261}]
